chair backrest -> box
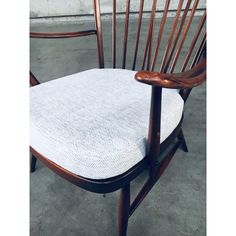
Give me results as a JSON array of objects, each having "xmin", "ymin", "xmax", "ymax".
[
  {"xmin": 93, "ymin": 0, "xmax": 206, "ymax": 73},
  {"xmin": 92, "ymin": 0, "xmax": 206, "ymax": 179}
]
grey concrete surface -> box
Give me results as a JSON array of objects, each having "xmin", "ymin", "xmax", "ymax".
[{"xmin": 30, "ymin": 17, "xmax": 206, "ymax": 236}]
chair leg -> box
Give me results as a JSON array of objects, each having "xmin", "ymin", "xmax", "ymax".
[
  {"xmin": 118, "ymin": 183, "xmax": 130, "ymax": 236},
  {"xmin": 178, "ymin": 129, "xmax": 188, "ymax": 152},
  {"xmin": 30, "ymin": 155, "xmax": 37, "ymax": 173}
]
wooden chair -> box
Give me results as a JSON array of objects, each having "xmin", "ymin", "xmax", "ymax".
[{"xmin": 30, "ymin": 0, "xmax": 206, "ymax": 235}]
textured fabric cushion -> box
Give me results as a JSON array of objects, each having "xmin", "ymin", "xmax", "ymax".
[{"xmin": 30, "ymin": 69, "xmax": 184, "ymax": 179}]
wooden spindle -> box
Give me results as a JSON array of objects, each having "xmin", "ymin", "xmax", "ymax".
[
  {"xmin": 122, "ymin": 0, "xmax": 131, "ymax": 69},
  {"xmin": 169, "ymin": 0, "xmax": 200, "ymax": 73},
  {"xmin": 132, "ymin": 0, "xmax": 144, "ymax": 71},
  {"xmin": 162, "ymin": 0, "xmax": 192, "ymax": 73},
  {"xmin": 160, "ymin": 0, "xmax": 184, "ymax": 72},
  {"xmin": 190, "ymin": 32, "xmax": 206, "ymax": 68},
  {"xmin": 141, "ymin": 0, "xmax": 157, "ymax": 70},
  {"xmin": 94, "ymin": 0, "xmax": 105, "ymax": 68},
  {"xmin": 179, "ymin": 32, "xmax": 206, "ymax": 102},
  {"xmin": 151, "ymin": 0, "xmax": 171, "ymax": 71},
  {"xmin": 181, "ymin": 10, "xmax": 206, "ymax": 72},
  {"xmin": 112, "ymin": 0, "xmax": 117, "ymax": 68}
]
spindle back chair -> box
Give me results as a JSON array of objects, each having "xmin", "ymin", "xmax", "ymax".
[{"xmin": 30, "ymin": 0, "xmax": 206, "ymax": 235}]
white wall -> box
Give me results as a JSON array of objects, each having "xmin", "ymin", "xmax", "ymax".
[{"xmin": 30, "ymin": 0, "xmax": 206, "ymax": 18}]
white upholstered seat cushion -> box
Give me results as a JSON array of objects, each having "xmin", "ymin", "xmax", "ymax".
[{"xmin": 30, "ymin": 69, "xmax": 184, "ymax": 179}]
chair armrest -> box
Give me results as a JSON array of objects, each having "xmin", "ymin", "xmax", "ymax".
[
  {"xmin": 135, "ymin": 59, "xmax": 206, "ymax": 89},
  {"xmin": 30, "ymin": 30, "xmax": 97, "ymax": 39}
]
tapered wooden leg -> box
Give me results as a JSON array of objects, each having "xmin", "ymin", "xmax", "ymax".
[
  {"xmin": 178, "ymin": 129, "xmax": 188, "ymax": 152},
  {"xmin": 30, "ymin": 155, "xmax": 37, "ymax": 173},
  {"xmin": 118, "ymin": 184, "xmax": 130, "ymax": 236}
]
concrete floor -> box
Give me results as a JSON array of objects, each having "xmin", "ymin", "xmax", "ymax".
[{"xmin": 30, "ymin": 17, "xmax": 206, "ymax": 236}]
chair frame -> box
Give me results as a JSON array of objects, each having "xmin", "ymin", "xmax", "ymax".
[{"xmin": 30, "ymin": 0, "xmax": 206, "ymax": 235}]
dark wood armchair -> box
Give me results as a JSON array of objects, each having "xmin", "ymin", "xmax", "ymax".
[{"xmin": 30, "ymin": 0, "xmax": 206, "ymax": 235}]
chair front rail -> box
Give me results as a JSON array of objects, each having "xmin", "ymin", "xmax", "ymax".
[
  {"xmin": 30, "ymin": 138, "xmax": 182, "ymax": 218},
  {"xmin": 30, "ymin": 114, "xmax": 184, "ymax": 195},
  {"xmin": 30, "ymin": 145, "xmax": 149, "ymax": 194}
]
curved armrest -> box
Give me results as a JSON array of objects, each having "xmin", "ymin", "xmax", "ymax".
[
  {"xmin": 135, "ymin": 59, "xmax": 206, "ymax": 89},
  {"xmin": 30, "ymin": 30, "xmax": 97, "ymax": 39}
]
